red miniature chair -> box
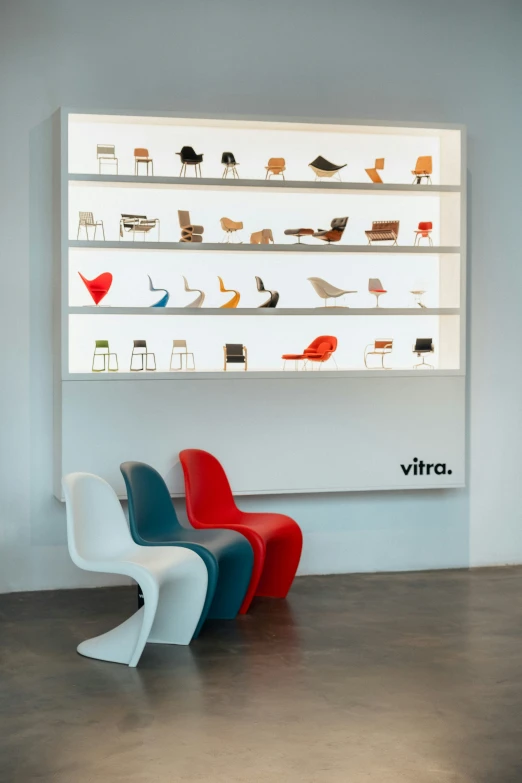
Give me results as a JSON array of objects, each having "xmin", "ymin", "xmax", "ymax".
[
  {"xmin": 413, "ymin": 221, "xmax": 433, "ymax": 246},
  {"xmin": 78, "ymin": 272, "xmax": 113, "ymax": 305},
  {"xmin": 179, "ymin": 449, "xmax": 303, "ymax": 613},
  {"xmin": 282, "ymin": 335, "xmax": 338, "ymax": 370}
]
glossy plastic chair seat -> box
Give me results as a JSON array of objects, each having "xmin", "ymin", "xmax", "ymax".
[
  {"xmin": 62, "ymin": 472, "xmax": 207, "ymax": 667},
  {"xmin": 121, "ymin": 461, "xmax": 254, "ymax": 631},
  {"xmin": 179, "ymin": 449, "xmax": 303, "ymax": 613}
]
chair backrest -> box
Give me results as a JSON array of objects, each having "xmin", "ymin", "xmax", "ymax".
[
  {"xmin": 178, "ymin": 210, "xmax": 191, "ymax": 228},
  {"xmin": 414, "ymin": 338, "xmax": 434, "ymax": 352},
  {"xmin": 79, "ymin": 211, "xmax": 94, "ymax": 225},
  {"xmin": 120, "ymin": 461, "xmax": 182, "ymax": 544},
  {"xmin": 255, "ymin": 276, "xmax": 266, "ymax": 293},
  {"xmin": 305, "ymin": 335, "xmax": 337, "ymax": 354},
  {"xmin": 221, "ymin": 151, "xmax": 236, "ymax": 164},
  {"xmin": 309, "ymin": 156, "xmax": 338, "ymax": 171},
  {"xmin": 375, "ymin": 339, "xmax": 393, "ymax": 350},
  {"xmin": 179, "ymin": 449, "xmax": 238, "ymax": 527},
  {"xmin": 371, "ymin": 220, "xmax": 400, "ymax": 235},
  {"xmin": 369, "ymin": 278, "xmax": 384, "ymax": 291},
  {"xmin": 62, "ymin": 472, "xmax": 133, "ymax": 565},
  {"xmin": 218, "ymin": 276, "xmax": 235, "ymax": 293},
  {"xmin": 414, "ymin": 155, "xmax": 432, "ymax": 173},
  {"xmin": 134, "ymin": 147, "xmax": 149, "ymax": 158},
  {"xmin": 133, "ymin": 339, "xmax": 147, "ymax": 348},
  {"xmin": 331, "ymin": 217, "xmax": 348, "ymax": 230},
  {"xmin": 173, "ymin": 339, "xmax": 187, "ymax": 349},
  {"xmin": 418, "ymin": 221, "xmax": 433, "ymax": 230},
  {"xmin": 226, "ymin": 343, "xmax": 244, "ymax": 357},
  {"xmin": 267, "ymin": 157, "xmax": 285, "ymax": 170},
  {"xmin": 95, "ymin": 339, "xmax": 109, "ymax": 349},
  {"xmin": 375, "ymin": 158, "xmax": 385, "ymax": 170},
  {"xmin": 220, "ymin": 217, "xmax": 237, "ymax": 231},
  {"xmin": 97, "ymin": 144, "xmax": 115, "ymax": 157},
  {"xmin": 121, "ymin": 213, "xmax": 147, "ymax": 223}
]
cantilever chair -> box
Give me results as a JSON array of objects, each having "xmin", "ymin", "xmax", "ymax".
[
  {"xmin": 179, "ymin": 448, "xmax": 303, "ymax": 612},
  {"xmin": 78, "ymin": 271, "xmax": 113, "ymax": 306},
  {"xmin": 413, "ymin": 338, "xmax": 435, "ymax": 368},
  {"xmin": 412, "ymin": 156, "xmax": 433, "ymax": 184},
  {"xmin": 92, "ymin": 340, "xmax": 118, "ymax": 372},
  {"xmin": 170, "ymin": 339, "xmax": 195, "ymax": 371},
  {"xmin": 220, "ymin": 217, "xmax": 243, "ymax": 242},
  {"xmin": 178, "ymin": 210, "xmax": 204, "ymax": 243},
  {"xmin": 218, "ymin": 276, "xmax": 240, "ymax": 308},
  {"xmin": 120, "ymin": 462, "xmax": 254, "ymax": 631},
  {"xmin": 77, "ymin": 212, "xmax": 105, "ymax": 240},
  {"xmin": 250, "ymin": 228, "xmax": 274, "ymax": 244},
  {"xmin": 130, "ymin": 340, "xmax": 156, "ymax": 371},
  {"xmin": 308, "ymin": 156, "xmax": 347, "ymax": 181},
  {"xmin": 265, "ymin": 158, "xmax": 286, "ymax": 179},
  {"xmin": 134, "ymin": 148, "xmax": 153, "ymax": 176},
  {"xmin": 414, "ymin": 221, "xmax": 433, "ymax": 246},
  {"xmin": 313, "ymin": 217, "xmax": 348, "ymax": 244},
  {"xmin": 369, "ymin": 278, "xmax": 388, "ymax": 307},
  {"xmin": 221, "ymin": 151, "xmax": 239, "ymax": 179},
  {"xmin": 183, "ymin": 276, "xmax": 205, "ymax": 308},
  {"xmin": 62, "ymin": 472, "xmax": 208, "ymax": 666},
  {"xmin": 224, "ymin": 343, "xmax": 247, "ymax": 370},
  {"xmin": 308, "ymin": 277, "xmax": 357, "ymax": 307},
  {"xmin": 364, "ymin": 339, "xmax": 393, "ymax": 369},
  {"xmin": 97, "ymin": 144, "xmax": 118, "ymax": 174},
  {"xmin": 119, "ymin": 214, "xmax": 160, "ymax": 241},
  {"xmin": 365, "ymin": 158, "xmax": 385, "ymax": 183},
  {"xmin": 255, "ymin": 276, "xmax": 279, "ymax": 308},
  {"xmin": 365, "ymin": 220, "xmax": 400, "ymax": 245},
  {"xmin": 177, "ymin": 146, "xmax": 204, "ymax": 177},
  {"xmin": 148, "ymin": 276, "xmax": 169, "ymax": 307}
]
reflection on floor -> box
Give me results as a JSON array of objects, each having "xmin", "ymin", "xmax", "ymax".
[{"xmin": 1, "ymin": 568, "xmax": 522, "ymax": 782}]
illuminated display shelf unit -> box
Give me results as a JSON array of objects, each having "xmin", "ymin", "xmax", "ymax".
[{"xmin": 54, "ymin": 109, "xmax": 466, "ymax": 499}]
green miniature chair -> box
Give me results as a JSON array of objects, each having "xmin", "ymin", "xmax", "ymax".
[{"xmin": 92, "ymin": 340, "xmax": 118, "ymax": 372}]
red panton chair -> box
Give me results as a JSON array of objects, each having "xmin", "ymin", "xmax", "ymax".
[
  {"xmin": 78, "ymin": 272, "xmax": 113, "ymax": 305},
  {"xmin": 179, "ymin": 449, "xmax": 303, "ymax": 613},
  {"xmin": 303, "ymin": 335, "xmax": 338, "ymax": 364}
]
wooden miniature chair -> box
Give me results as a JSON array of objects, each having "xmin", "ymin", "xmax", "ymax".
[
  {"xmin": 134, "ymin": 148, "xmax": 153, "ymax": 176},
  {"xmin": 364, "ymin": 339, "xmax": 393, "ymax": 369},
  {"xmin": 223, "ymin": 344, "xmax": 247, "ymax": 371},
  {"xmin": 265, "ymin": 158, "xmax": 286, "ymax": 179},
  {"xmin": 365, "ymin": 158, "xmax": 385, "ymax": 183},
  {"xmin": 412, "ymin": 156, "xmax": 432, "ymax": 184},
  {"xmin": 365, "ymin": 220, "xmax": 400, "ymax": 245}
]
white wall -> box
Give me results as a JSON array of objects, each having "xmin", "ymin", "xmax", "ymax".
[{"xmin": 0, "ymin": 0, "xmax": 521, "ymax": 592}]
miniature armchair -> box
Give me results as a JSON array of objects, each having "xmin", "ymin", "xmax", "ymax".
[
  {"xmin": 313, "ymin": 217, "xmax": 348, "ymax": 244},
  {"xmin": 365, "ymin": 220, "xmax": 399, "ymax": 245},
  {"xmin": 364, "ymin": 339, "xmax": 393, "ymax": 369},
  {"xmin": 220, "ymin": 217, "xmax": 243, "ymax": 242},
  {"xmin": 77, "ymin": 212, "xmax": 105, "ymax": 241},
  {"xmin": 177, "ymin": 146, "xmax": 204, "ymax": 177},
  {"xmin": 224, "ymin": 344, "xmax": 247, "ymax": 371},
  {"xmin": 119, "ymin": 214, "xmax": 160, "ymax": 241},
  {"xmin": 413, "ymin": 338, "xmax": 435, "ymax": 368}
]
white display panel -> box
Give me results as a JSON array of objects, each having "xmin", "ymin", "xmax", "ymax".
[{"xmin": 55, "ymin": 110, "xmax": 466, "ymax": 498}]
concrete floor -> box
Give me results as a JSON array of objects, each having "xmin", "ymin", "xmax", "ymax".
[{"xmin": 1, "ymin": 569, "xmax": 522, "ymax": 782}]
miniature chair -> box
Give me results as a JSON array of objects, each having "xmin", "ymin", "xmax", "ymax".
[
  {"xmin": 224, "ymin": 343, "xmax": 247, "ymax": 370},
  {"xmin": 78, "ymin": 272, "xmax": 113, "ymax": 305},
  {"xmin": 410, "ymin": 288, "xmax": 427, "ymax": 308},
  {"xmin": 178, "ymin": 210, "xmax": 204, "ymax": 243},
  {"xmin": 412, "ymin": 156, "xmax": 432, "ymax": 184},
  {"xmin": 364, "ymin": 339, "xmax": 393, "ymax": 369},
  {"xmin": 265, "ymin": 158, "xmax": 286, "ymax": 179},
  {"xmin": 308, "ymin": 277, "xmax": 357, "ymax": 307},
  {"xmin": 414, "ymin": 221, "xmax": 433, "ymax": 246},
  {"xmin": 221, "ymin": 151, "xmax": 239, "ymax": 179},
  {"xmin": 220, "ymin": 217, "xmax": 243, "ymax": 242},
  {"xmin": 96, "ymin": 144, "xmax": 118, "ymax": 174},
  {"xmin": 134, "ymin": 148, "xmax": 153, "ymax": 176},
  {"xmin": 130, "ymin": 340, "xmax": 156, "ymax": 371},
  {"xmin": 183, "ymin": 276, "xmax": 205, "ymax": 308},
  {"xmin": 77, "ymin": 212, "xmax": 105, "ymax": 240},
  {"xmin": 62, "ymin": 472, "xmax": 208, "ymax": 666},
  {"xmin": 177, "ymin": 146, "xmax": 204, "ymax": 177},
  {"xmin": 284, "ymin": 227, "xmax": 315, "ymax": 244},
  {"xmin": 365, "ymin": 158, "xmax": 384, "ymax": 183},
  {"xmin": 179, "ymin": 448, "xmax": 303, "ymax": 612},
  {"xmin": 218, "ymin": 276, "xmax": 240, "ymax": 308},
  {"xmin": 92, "ymin": 340, "xmax": 118, "ymax": 372},
  {"xmin": 120, "ymin": 461, "xmax": 254, "ymax": 629},
  {"xmin": 148, "ymin": 275, "xmax": 169, "ymax": 307},
  {"xmin": 302, "ymin": 335, "xmax": 338, "ymax": 369},
  {"xmin": 313, "ymin": 217, "xmax": 348, "ymax": 244},
  {"xmin": 413, "ymin": 338, "xmax": 435, "ymax": 368},
  {"xmin": 255, "ymin": 276, "xmax": 279, "ymax": 308},
  {"xmin": 308, "ymin": 156, "xmax": 347, "ymax": 181},
  {"xmin": 365, "ymin": 220, "xmax": 400, "ymax": 245},
  {"xmin": 250, "ymin": 228, "xmax": 274, "ymax": 244},
  {"xmin": 170, "ymin": 339, "xmax": 195, "ymax": 370},
  {"xmin": 119, "ymin": 214, "xmax": 160, "ymax": 241},
  {"xmin": 369, "ymin": 278, "xmax": 387, "ymax": 307}
]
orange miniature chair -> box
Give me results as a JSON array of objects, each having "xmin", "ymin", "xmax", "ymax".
[
  {"xmin": 218, "ymin": 276, "xmax": 240, "ymax": 308},
  {"xmin": 412, "ymin": 156, "xmax": 432, "ymax": 184},
  {"xmin": 282, "ymin": 335, "xmax": 338, "ymax": 370},
  {"xmin": 414, "ymin": 221, "xmax": 433, "ymax": 246},
  {"xmin": 365, "ymin": 158, "xmax": 385, "ymax": 183},
  {"xmin": 134, "ymin": 147, "xmax": 153, "ymax": 175},
  {"xmin": 265, "ymin": 158, "xmax": 286, "ymax": 179}
]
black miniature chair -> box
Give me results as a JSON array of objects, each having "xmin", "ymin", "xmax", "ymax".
[
  {"xmin": 221, "ymin": 151, "xmax": 239, "ymax": 179},
  {"xmin": 177, "ymin": 146, "xmax": 204, "ymax": 177},
  {"xmin": 255, "ymin": 276, "xmax": 279, "ymax": 308}
]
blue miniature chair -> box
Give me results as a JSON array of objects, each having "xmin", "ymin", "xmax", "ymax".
[{"xmin": 120, "ymin": 461, "xmax": 254, "ymax": 638}]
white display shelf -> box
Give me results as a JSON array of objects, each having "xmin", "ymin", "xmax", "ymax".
[
  {"xmin": 69, "ymin": 307, "xmax": 460, "ymax": 317},
  {"xmin": 67, "ymin": 368, "xmax": 463, "ymax": 381},
  {"xmin": 69, "ymin": 240, "xmax": 459, "ymax": 254},
  {"xmin": 69, "ymin": 173, "xmax": 461, "ymax": 196}
]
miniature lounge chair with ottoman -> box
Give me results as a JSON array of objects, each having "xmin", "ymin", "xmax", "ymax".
[
  {"xmin": 120, "ymin": 461, "xmax": 255, "ymax": 630},
  {"xmin": 179, "ymin": 448, "xmax": 303, "ymax": 613}
]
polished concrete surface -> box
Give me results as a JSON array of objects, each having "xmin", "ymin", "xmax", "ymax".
[{"xmin": 2, "ymin": 568, "xmax": 522, "ymax": 782}]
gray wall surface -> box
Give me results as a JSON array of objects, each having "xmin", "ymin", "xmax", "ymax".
[{"xmin": 0, "ymin": 0, "xmax": 520, "ymax": 591}]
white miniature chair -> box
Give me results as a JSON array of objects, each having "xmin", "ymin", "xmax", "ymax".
[
  {"xmin": 62, "ymin": 472, "xmax": 208, "ymax": 667},
  {"xmin": 308, "ymin": 277, "xmax": 357, "ymax": 307}
]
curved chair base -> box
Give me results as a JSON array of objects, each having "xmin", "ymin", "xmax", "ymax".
[
  {"xmin": 77, "ymin": 607, "xmax": 147, "ymax": 665},
  {"xmin": 185, "ymin": 292, "xmax": 205, "ymax": 308},
  {"xmin": 220, "ymin": 293, "xmax": 240, "ymax": 308}
]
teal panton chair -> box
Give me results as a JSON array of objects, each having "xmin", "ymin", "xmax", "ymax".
[{"xmin": 120, "ymin": 461, "xmax": 254, "ymax": 637}]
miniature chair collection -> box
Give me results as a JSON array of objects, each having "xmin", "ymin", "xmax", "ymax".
[{"xmin": 63, "ymin": 449, "xmax": 303, "ymax": 666}]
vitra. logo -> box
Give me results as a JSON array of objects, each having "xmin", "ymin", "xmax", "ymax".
[{"xmin": 401, "ymin": 458, "xmax": 452, "ymax": 476}]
